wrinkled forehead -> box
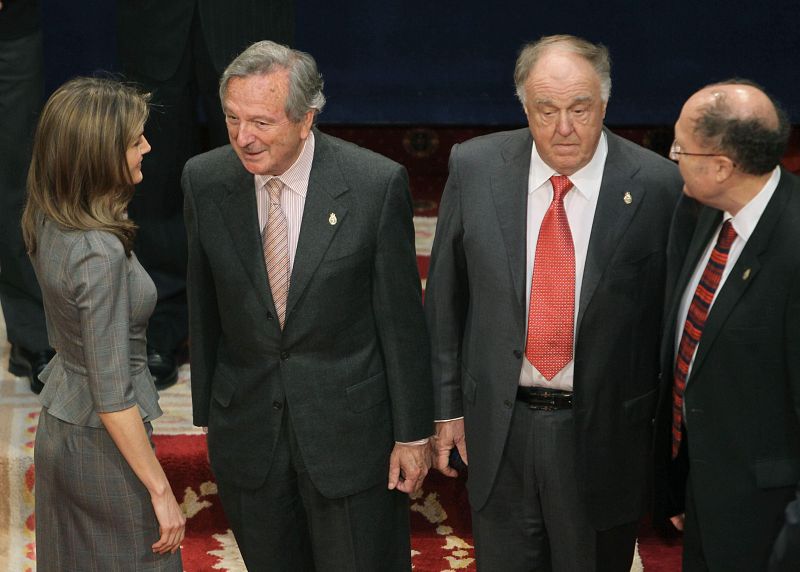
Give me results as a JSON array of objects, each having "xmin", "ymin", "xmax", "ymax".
[{"xmin": 525, "ymin": 51, "xmax": 601, "ymax": 100}]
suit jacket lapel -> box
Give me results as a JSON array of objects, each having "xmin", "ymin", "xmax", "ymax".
[
  {"xmin": 578, "ymin": 130, "xmax": 645, "ymax": 330},
  {"xmin": 285, "ymin": 131, "xmax": 349, "ymax": 318},
  {"xmin": 660, "ymin": 206, "xmax": 721, "ymax": 368},
  {"xmin": 490, "ymin": 129, "xmax": 532, "ymax": 316},
  {"xmin": 218, "ymin": 155, "xmax": 277, "ymax": 315},
  {"xmin": 689, "ymin": 173, "xmax": 790, "ymax": 380}
]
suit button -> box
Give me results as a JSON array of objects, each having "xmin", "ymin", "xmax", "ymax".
[
  {"xmin": 513, "ymin": 350, "xmax": 522, "ymax": 359},
  {"xmin": 272, "ymin": 401, "xmax": 283, "ymax": 410},
  {"xmin": 280, "ymin": 351, "xmax": 290, "ymax": 360},
  {"xmin": 267, "ymin": 312, "xmax": 274, "ymax": 321},
  {"xmin": 504, "ymin": 400, "xmax": 512, "ymax": 409}
]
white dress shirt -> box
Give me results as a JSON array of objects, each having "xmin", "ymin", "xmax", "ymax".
[
  {"xmin": 255, "ymin": 130, "xmax": 316, "ymax": 269},
  {"xmin": 519, "ymin": 132, "xmax": 608, "ymax": 391}
]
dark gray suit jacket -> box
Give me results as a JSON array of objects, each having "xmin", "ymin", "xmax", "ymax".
[
  {"xmin": 425, "ymin": 127, "xmax": 682, "ymax": 530},
  {"xmin": 183, "ymin": 130, "xmax": 433, "ymax": 498},
  {"xmin": 654, "ymin": 170, "xmax": 800, "ymax": 570}
]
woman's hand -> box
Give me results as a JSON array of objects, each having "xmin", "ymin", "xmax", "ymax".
[{"xmin": 150, "ymin": 488, "xmax": 186, "ymax": 554}]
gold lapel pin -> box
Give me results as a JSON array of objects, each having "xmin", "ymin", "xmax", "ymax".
[
  {"xmin": 623, "ymin": 192, "xmax": 633, "ymax": 205},
  {"xmin": 742, "ymin": 268, "xmax": 751, "ymax": 280},
  {"xmin": 329, "ymin": 212, "xmax": 337, "ymax": 225}
]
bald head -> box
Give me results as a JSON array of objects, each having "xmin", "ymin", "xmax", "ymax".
[
  {"xmin": 514, "ymin": 34, "xmax": 611, "ymax": 105},
  {"xmin": 686, "ymin": 82, "xmax": 778, "ymax": 129},
  {"xmin": 682, "ymin": 80, "xmax": 789, "ymax": 175}
]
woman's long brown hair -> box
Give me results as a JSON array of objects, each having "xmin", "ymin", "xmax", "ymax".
[{"xmin": 22, "ymin": 77, "xmax": 150, "ymax": 256}]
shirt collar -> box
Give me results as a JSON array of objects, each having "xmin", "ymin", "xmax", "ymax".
[
  {"xmin": 529, "ymin": 131, "xmax": 608, "ymax": 200},
  {"xmin": 254, "ymin": 130, "xmax": 315, "ymax": 198},
  {"xmin": 725, "ymin": 166, "xmax": 781, "ymax": 241}
]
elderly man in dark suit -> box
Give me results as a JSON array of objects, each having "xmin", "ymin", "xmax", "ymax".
[
  {"xmin": 425, "ymin": 34, "xmax": 682, "ymax": 571},
  {"xmin": 117, "ymin": 0, "xmax": 294, "ymax": 387},
  {"xmin": 183, "ymin": 41, "xmax": 433, "ymax": 571},
  {"xmin": 654, "ymin": 80, "xmax": 800, "ymax": 571}
]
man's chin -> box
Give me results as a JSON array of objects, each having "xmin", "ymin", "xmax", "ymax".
[
  {"xmin": 550, "ymin": 158, "xmax": 584, "ymax": 176},
  {"xmin": 238, "ymin": 154, "xmax": 266, "ymax": 173}
]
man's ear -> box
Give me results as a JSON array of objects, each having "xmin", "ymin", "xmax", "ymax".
[
  {"xmin": 715, "ymin": 156, "xmax": 736, "ymax": 183},
  {"xmin": 300, "ymin": 110, "xmax": 314, "ymax": 139}
]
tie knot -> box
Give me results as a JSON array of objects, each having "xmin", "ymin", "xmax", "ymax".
[
  {"xmin": 717, "ymin": 220, "xmax": 737, "ymax": 249},
  {"xmin": 266, "ymin": 178, "xmax": 283, "ymax": 204},
  {"xmin": 550, "ymin": 175, "xmax": 573, "ymax": 201}
]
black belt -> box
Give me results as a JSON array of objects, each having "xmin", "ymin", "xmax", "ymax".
[{"xmin": 516, "ymin": 386, "xmax": 573, "ymax": 411}]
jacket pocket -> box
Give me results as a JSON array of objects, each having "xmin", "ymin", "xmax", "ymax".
[
  {"xmin": 752, "ymin": 458, "xmax": 800, "ymax": 489},
  {"xmin": 606, "ymin": 250, "xmax": 660, "ymax": 282},
  {"xmin": 346, "ymin": 371, "xmax": 388, "ymax": 412},
  {"xmin": 211, "ymin": 369, "xmax": 237, "ymax": 407},
  {"xmin": 462, "ymin": 367, "xmax": 478, "ymax": 404},
  {"xmin": 623, "ymin": 387, "xmax": 658, "ymax": 425}
]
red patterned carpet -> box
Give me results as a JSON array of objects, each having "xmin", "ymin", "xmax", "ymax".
[
  {"xmin": 159, "ymin": 432, "xmax": 683, "ymax": 571},
  {"xmin": 156, "ymin": 434, "xmax": 478, "ymax": 571}
]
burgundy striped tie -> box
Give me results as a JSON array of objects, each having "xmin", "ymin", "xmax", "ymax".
[{"xmin": 671, "ymin": 220, "xmax": 737, "ymax": 458}]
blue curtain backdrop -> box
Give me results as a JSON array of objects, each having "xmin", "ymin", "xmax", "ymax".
[{"xmin": 42, "ymin": 0, "xmax": 800, "ymax": 125}]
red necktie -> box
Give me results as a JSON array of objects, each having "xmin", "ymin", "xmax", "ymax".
[
  {"xmin": 672, "ymin": 220, "xmax": 737, "ymax": 458},
  {"xmin": 525, "ymin": 175, "xmax": 575, "ymax": 380}
]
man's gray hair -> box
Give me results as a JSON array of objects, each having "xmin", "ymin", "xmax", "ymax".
[
  {"xmin": 514, "ymin": 34, "xmax": 612, "ymax": 106},
  {"xmin": 219, "ymin": 40, "xmax": 326, "ymax": 122}
]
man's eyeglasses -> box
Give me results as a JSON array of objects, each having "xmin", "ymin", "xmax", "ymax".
[{"xmin": 669, "ymin": 140, "xmax": 729, "ymax": 162}]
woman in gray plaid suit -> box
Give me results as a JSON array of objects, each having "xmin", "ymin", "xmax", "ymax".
[{"xmin": 21, "ymin": 77, "xmax": 184, "ymax": 570}]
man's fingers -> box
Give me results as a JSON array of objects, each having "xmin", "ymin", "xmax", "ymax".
[
  {"xmin": 395, "ymin": 469, "xmax": 427, "ymax": 494},
  {"xmin": 434, "ymin": 446, "xmax": 450, "ymax": 469},
  {"xmin": 387, "ymin": 462, "xmax": 401, "ymax": 490},
  {"xmin": 436, "ymin": 447, "xmax": 458, "ymax": 477},
  {"xmin": 457, "ymin": 440, "xmax": 469, "ymax": 465},
  {"xmin": 670, "ymin": 514, "xmax": 685, "ymax": 531},
  {"xmin": 152, "ymin": 529, "xmax": 170, "ymax": 552}
]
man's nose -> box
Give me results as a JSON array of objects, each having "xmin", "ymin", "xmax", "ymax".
[
  {"xmin": 556, "ymin": 112, "xmax": 574, "ymax": 136},
  {"xmin": 236, "ymin": 121, "xmax": 255, "ymax": 146}
]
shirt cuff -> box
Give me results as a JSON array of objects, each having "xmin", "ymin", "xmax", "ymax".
[{"xmin": 396, "ymin": 438, "xmax": 431, "ymax": 445}]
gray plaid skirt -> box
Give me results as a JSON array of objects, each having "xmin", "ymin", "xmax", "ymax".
[{"xmin": 34, "ymin": 407, "xmax": 182, "ymax": 571}]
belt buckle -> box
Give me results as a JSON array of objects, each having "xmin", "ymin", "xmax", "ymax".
[{"xmin": 526, "ymin": 399, "xmax": 557, "ymax": 412}]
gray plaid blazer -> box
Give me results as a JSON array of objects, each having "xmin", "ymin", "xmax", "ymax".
[{"xmin": 30, "ymin": 219, "xmax": 162, "ymax": 427}]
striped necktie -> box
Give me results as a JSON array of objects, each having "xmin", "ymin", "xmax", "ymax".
[
  {"xmin": 672, "ymin": 220, "xmax": 737, "ymax": 458},
  {"xmin": 263, "ymin": 178, "xmax": 290, "ymax": 328},
  {"xmin": 525, "ymin": 175, "xmax": 575, "ymax": 380}
]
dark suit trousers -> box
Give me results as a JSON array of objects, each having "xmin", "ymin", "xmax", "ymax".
[
  {"xmin": 215, "ymin": 409, "xmax": 412, "ymax": 572},
  {"xmin": 119, "ymin": 9, "xmax": 227, "ymax": 353},
  {"xmin": 0, "ymin": 30, "xmax": 49, "ymax": 352},
  {"xmin": 472, "ymin": 401, "xmax": 637, "ymax": 572}
]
